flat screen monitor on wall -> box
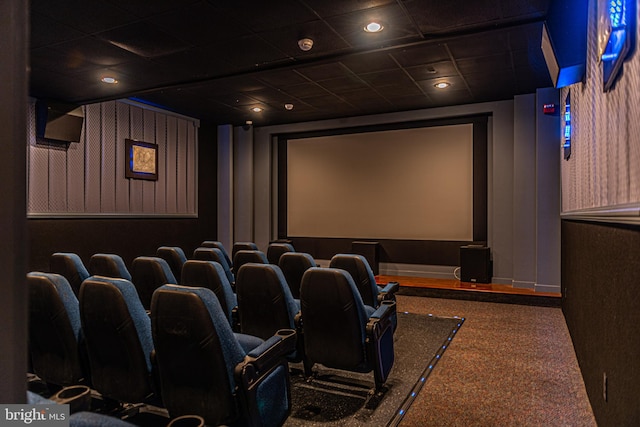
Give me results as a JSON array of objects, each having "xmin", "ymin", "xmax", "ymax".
[{"xmin": 35, "ymin": 100, "xmax": 84, "ymax": 143}]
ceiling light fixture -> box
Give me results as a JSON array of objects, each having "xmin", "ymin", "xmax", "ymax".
[
  {"xmin": 434, "ymin": 82, "xmax": 450, "ymax": 89},
  {"xmin": 251, "ymin": 107, "xmax": 263, "ymax": 113},
  {"xmin": 284, "ymin": 103, "xmax": 294, "ymax": 110},
  {"xmin": 364, "ymin": 22, "xmax": 384, "ymax": 33},
  {"xmin": 298, "ymin": 38, "xmax": 314, "ymax": 51},
  {"xmin": 101, "ymin": 76, "xmax": 118, "ymax": 84}
]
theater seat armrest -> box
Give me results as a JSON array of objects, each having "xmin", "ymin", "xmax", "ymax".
[
  {"xmin": 377, "ymin": 282, "xmax": 399, "ymax": 305},
  {"xmin": 245, "ymin": 329, "xmax": 296, "ymax": 372},
  {"xmin": 231, "ymin": 305, "xmax": 240, "ymax": 332},
  {"xmin": 380, "ymin": 281, "xmax": 399, "ymax": 294},
  {"xmin": 369, "ymin": 300, "xmax": 395, "ymax": 322},
  {"xmin": 294, "ymin": 312, "xmax": 303, "ymax": 329}
]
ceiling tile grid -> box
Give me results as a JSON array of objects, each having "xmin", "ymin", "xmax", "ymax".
[{"xmin": 29, "ymin": 0, "xmax": 553, "ymax": 126}]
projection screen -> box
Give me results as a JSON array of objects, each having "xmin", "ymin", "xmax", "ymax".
[{"xmin": 286, "ymin": 123, "xmax": 474, "ymax": 241}]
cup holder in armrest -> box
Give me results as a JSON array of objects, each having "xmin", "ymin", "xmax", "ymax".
[
  {"xmin": 275, "ymin": 328, "xmax": 297, "ymax": 354},
  {"xmin": 167, "ymin": 415, "xmax": 206, "ymax": 427},
  {"xmin": 381, "ymin": 299, "xmax": 396, "ymax": 308},
  {"xmin": 276, "ymin": 328, "xmax": 296, "ymax": 338},
  {"xmin": 51, "ymin": 385, "xmax": 91, "ymax": 413}
]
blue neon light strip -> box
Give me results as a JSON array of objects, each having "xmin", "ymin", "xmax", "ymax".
[
  {"xmin": 563, "ymin": 102, "xmax": 571, "ymax": 149},
  {"xmin": 387, "ymin": 316, "xmax": 466, "ymax": 426}
]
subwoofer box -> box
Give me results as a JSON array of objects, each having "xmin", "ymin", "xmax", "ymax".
[{"xmin": 460, "ymin": 245, "xmax": 492, "ymax": 283}]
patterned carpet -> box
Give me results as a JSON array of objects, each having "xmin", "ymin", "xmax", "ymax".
[{"xmin": 395, "ymin": 295, "xmax": 596, "ymax": 427}]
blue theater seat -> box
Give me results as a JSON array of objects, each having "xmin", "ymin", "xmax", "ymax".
[
  {"xmin": 28, "ymin": 392, "xmax": 136, "ymax": 426},
  {"xmin": 88, "ymin": 254, "xmax": 132, "ymax": 281},
  {"xmin": 192, "ymin": 247, "xmax": 235, "ymax": 286},
  {"xmin": 278, "ymin": 252, "xmax": 316, "ymax": 299},
  {"xmin": 266, "ymin": 242, "xmax": 295, "ymax": 265},
  {"xmin": 300, "ymin": 267, "xmax": 396, "ymax": 392},
  {"xmin": 130, "ymin": 256, "xmax": 177, "ymax": 310},
  {"xmin": 27, "ymin": 272, "xmax": 89, "ymax": 389},
  {"xmin": 79, "ymin": 276, "xmax": 158, "ymax": 406},
  {"xmin": 181, "ymin": 259, "xmax": 238, "ymax": 328},
  {"xmin": 235, "ymin": 263, "xmax": 302, "ymax": 361},
  {"xmin": 231, "ymin": 242, "xmax": 258, "ymax": 261},
  {"xmin": 50, "ymin": 253, "xmax": 90, "ymax": 297},
  {"xmin": 69, "ymin": 412, "xmax": 136, "ymax": 427},
  {"xmin": 232, "ymin": 249, "xmax": 268, "ymax": 275},
  {"xmin": 329, "ymin": 254, "xmax": 399, "ymax": 308},
  {"xmin": 151, "ymin": 284, "xmax": 296, "ymax": 427},
  {"xmin": 156, "ymin": 246, "xmax": 188, "ymax": 282},
  {"xmin": 200, "ymin": 240, "xmax": 233, "ymax": 268}
]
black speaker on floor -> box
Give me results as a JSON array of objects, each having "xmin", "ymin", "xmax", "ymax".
[
  {"xmin": 352, "ymin": 241, "xmax": 379, "ymax": 275},
  {"xmin": 460, "ymin": 245, "xmax": 491, "ymax": 283}
]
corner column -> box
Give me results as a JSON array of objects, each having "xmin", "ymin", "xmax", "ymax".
[{"xmin": 0, "ymin": 0, "xmax": 28, "ymax": 403}]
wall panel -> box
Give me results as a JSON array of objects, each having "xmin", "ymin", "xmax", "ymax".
[
  {"xmin": 142, "ymin": 109, "xmax": 156, "ymax": 212},
  {"xmin": 561, "ymin": 1, "xmax": 640, "ymax": 425},
  {"xmin": 101, "ymin": 101, "xmax": 117, "ymax": 212},
  {"xmin": 563, "ymin": 220, "xmax": 640, "ymax": 426},
  {"xmin": 115, "ymin": 101, "xmax": 131, "ymax": 212},
  {"xmin": 48, "ymin": 145, "xmax": 67, "ymax": 211},
  {"xmin": 165, "ymin": 116, "xmax": 178, "ymax": 214},
  {"xmin": 84, "ymin": 103, "xmax": 102, "ymax": 212},
  {"xmin": 129, "ymin": 106, "xmax": 144, "ymax": 213},
  {"xmin": 67, "ymin": 126, "xmax": 85, "ymax": 212},
  {"xmin": 561, "ymin": 0, "xmax": 640, "ymax": 213},
  {"xmin": 177, "ymin": 119, "xmax": 188, "ymax": 213},
  {"xmin": 27, "ymin": 105, "xmax": 48, "ymax": 212},
  {"xmin": 155, "ymin": 114, "xmax": 167, "ymax": 213},
  {"xmin": 187, "ymin": 122, "xmax": 197, "ymax": 213},
  {"xmin": 27, "ymin": 99, "xmax": 198, "ymax": 217}
]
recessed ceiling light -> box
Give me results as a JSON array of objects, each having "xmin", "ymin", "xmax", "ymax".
[
  {"xmin": 364, "ymin": 22, "xmax": 384, "ymax": 33},
  {"xmin": 251, "ymin": 107, "xmax": 263, "ymax": 113},
  {"xmin": 298, "ymin": 38, "xmax": 314, "ymax": 51},
  {"xmin": 101, "ymin": 76, "xmax": 118, "ymax": 84},
  {"xmin": 284, "ymin": 103, "xmax": 294, "ymax": 110},
  {"xmin": 434, "ymin": 82, "xmax": 450, "ymax": 89}
]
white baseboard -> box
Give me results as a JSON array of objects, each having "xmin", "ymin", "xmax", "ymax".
[
  {"xmin": 379, "ymin": 263, "xmax": 457, "ymax": 279},
  {"xmin": 318, "ymin": 260, "xmax": 560, "ymax": 294},
  {"xmin": 535, "ymin": 283, "xmax": 561, "ymax": 294},
  {"xmin": 513, "ymin": 280, "xmax": 536, "ymax": 290},
  {"xmin": 491, "ymin": 277, "xmax": 513, "ymax": 285}
]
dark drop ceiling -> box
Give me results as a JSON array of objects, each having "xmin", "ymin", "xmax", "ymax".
[{"xmin": 30, "ymin": 0, "xmax": 553, "ymax": 127}]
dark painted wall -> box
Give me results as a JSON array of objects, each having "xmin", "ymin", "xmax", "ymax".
[
  {"xmin": 0, "ymin": 0, "xmax": 28, "ymax": 404},
  {"xmin": 562, "ymin": 220, "xmax": 640, "ymax": 427},
  {"xmin": 27, "ymin": 123, "xmax": 218, "ymax": 273}
]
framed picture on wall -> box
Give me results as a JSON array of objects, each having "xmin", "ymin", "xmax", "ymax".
[{"xmin": 125, "ymin": 139, "xmax": 158, "ymax": 181}]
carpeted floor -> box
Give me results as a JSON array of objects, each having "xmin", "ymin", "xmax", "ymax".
[
  {"xmin": 29, "ymin": 294, "xmax": 595, "ymax": 426},
  {"xmin": 284, "ymin": 312, "xmax": 463, "ymax": 426},
  {"xmin": 395, "ymin": 296, "xmax": 597, "ymax": 427}
]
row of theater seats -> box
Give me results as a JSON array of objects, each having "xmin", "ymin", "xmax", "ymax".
[
  {"xmin": 49, "ymin": 241, "xmax": 298, "ymax": 309},
  {"xmin": 30, "ymin": 241, "xmax": 399, "ymax": 426}
]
